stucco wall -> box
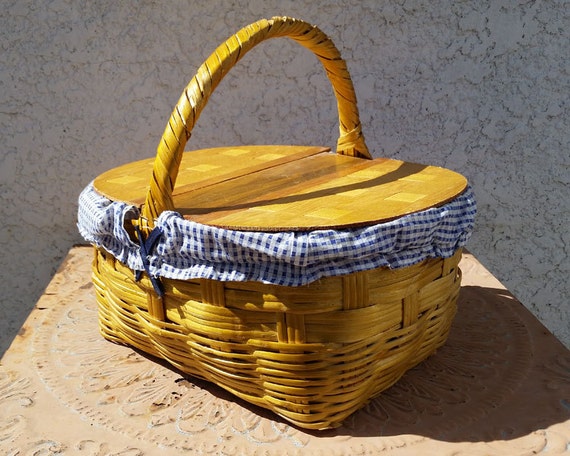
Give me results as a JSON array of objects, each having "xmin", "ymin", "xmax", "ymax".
[{"xmin": 1, "ymin": 0, "xmax": 568, "ymax": 354}]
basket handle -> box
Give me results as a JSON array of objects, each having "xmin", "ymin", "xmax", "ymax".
[{"xmin": 141, "ymin": 16, "xmax": 371, "ymax": 226}]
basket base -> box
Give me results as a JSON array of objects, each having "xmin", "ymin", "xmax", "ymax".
[{"xmin": 93, "ymin": 248, "xmax": 462, "ymax": 430}]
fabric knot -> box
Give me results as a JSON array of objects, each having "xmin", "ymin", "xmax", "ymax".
[{"xmin": 134, "ymin": 225, "xmax": 165, "ymax": 298}]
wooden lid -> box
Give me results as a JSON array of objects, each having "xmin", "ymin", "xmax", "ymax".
[{"xmin": 93, "ymin": 145, "xmax": 468, "ymax": 231}]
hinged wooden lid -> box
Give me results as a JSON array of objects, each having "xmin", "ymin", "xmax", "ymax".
[{"xmin": 93, "ymin": 144, "xmax": 468, "ymax": 231}]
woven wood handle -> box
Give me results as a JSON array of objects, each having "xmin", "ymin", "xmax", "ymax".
[{"xmin": 141, "ymin": 16, "xmax": 371, "ymax": 225}]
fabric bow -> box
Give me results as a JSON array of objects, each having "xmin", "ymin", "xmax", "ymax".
[{"xmin": 134, "ymin": 225, "xmax": 165, "ymax": 298}]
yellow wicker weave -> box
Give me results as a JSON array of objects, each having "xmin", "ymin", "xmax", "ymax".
[{"xmin": 90, "ymin": 16, "xmax": 466, "ymax": 430}]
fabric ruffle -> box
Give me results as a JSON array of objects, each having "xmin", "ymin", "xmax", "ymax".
[{"xmin": 78, "ymin": 182, "xmax": 476, "ymax": 286}]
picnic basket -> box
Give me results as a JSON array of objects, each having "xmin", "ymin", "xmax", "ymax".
[{"xmin": 78, "ymin": 16, "xmax": 476, "ymax": 430}]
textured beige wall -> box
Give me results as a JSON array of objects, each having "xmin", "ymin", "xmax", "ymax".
[{"xmin": 1, "ymin": 1, "xmax": 568, "ymax": 353}]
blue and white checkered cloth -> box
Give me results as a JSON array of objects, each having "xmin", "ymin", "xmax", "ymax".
[{"xmin": 78, "ymin": 182, "xmax": 476, "ymax": 286}]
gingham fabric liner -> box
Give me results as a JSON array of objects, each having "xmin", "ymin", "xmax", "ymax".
[{"xmin": 78, "ymin": 183, "xmax": 476, "ymax": 286}]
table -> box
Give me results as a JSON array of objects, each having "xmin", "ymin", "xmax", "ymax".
[{"xmin": 2, "ymin": 246, "xmax": 569, "ymax": 455}]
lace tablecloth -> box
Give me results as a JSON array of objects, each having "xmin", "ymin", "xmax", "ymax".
[{"xmin": 2, "ymin": 246, "xmax": 569, "ymax": 455}]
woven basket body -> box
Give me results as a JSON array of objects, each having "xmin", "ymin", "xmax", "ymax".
[
  {"xmin": 94, "ymin": 248, "xmax": 462, "ymax": 429},
  {"xmin": 80, "ymin": 17, "xmax": 475, "ymax": 430}
]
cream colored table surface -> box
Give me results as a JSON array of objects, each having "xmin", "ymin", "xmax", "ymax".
[{"xmin": 2, "ymin": 246, "xmax": 569, "ymax": 455}]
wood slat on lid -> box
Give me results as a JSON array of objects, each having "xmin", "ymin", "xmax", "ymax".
[{"xmin": 93, "ymin": 145, "xmax": 468, "ymax": 231}]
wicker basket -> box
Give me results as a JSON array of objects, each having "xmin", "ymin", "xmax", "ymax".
[{"xmin": 80, "ymin": 16, "xmax": 475, "ymax": 430}]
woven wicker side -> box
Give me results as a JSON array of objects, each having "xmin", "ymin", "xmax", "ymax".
[{"xmin": 94, "ymin": 248, "xmax": 462, "ymax": 429}]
